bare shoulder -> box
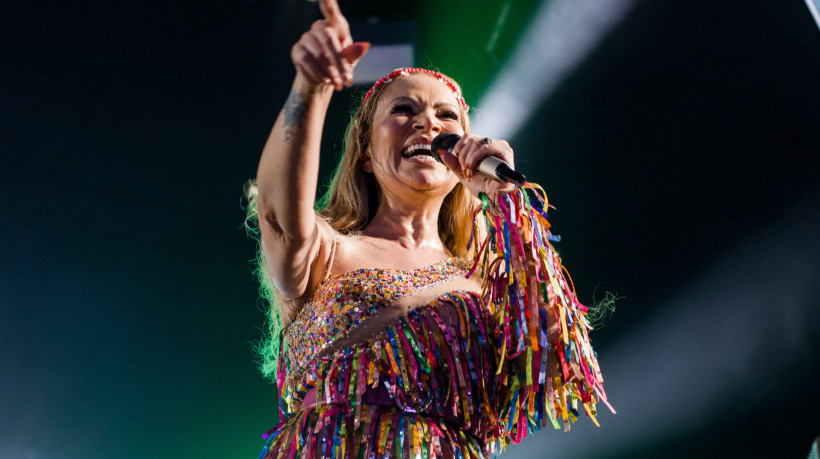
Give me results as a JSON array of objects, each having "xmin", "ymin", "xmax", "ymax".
[
  {"xmin": 311, "ymin": 218, "xmax": 341, "ymax": 280},
  {"xmin": 323, "ymin": 232, "xmax": 374, "ymax": 277}
]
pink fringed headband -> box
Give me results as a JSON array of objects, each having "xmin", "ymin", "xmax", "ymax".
[{"xmin": 362, "ymin": 68, "xmax": 469, "ymax": 111}]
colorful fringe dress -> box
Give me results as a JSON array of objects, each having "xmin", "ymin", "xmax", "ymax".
[{"xmin": 259, "ymin": 184, "xmax": 612, "ymax": 459}]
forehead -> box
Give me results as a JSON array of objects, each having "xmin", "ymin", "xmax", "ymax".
[{"xmin": 378, "ymin": 74, "xmax": 460, "ymax": 106}]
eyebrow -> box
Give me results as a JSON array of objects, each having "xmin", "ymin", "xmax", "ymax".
[{"xmin": 388, "ymin": 96, "xmax": 460, "ymax": 111}]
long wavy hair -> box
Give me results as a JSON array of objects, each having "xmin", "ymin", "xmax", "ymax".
[{"xmin": 247, "ymin": 72, "xmax": 477, "ymax": 380}]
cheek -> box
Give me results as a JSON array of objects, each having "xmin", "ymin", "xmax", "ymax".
[
  {"xmin": 446, "ymin": 120, "xmax": 465, "ymax": 135},
  {"xmin": 371, "ymin": 119, "xmax": 402, "ymax": 144},
  {"xmin": 369, "ymin": 121, "xmax": 408, "ymax": 167}
]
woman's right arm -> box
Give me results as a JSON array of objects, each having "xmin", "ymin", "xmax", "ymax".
[{"xmin": 255, "ymin": 0, "xmax": 368, "ymax": 302}]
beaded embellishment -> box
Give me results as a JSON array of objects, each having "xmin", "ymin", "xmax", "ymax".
[
  {"xmin": 362, "ymin": 68, "xmax": 469, "ymax": 110},
  {"xmin": 285, "ymin": 258, "xmax": 471, "ymax": 382}
]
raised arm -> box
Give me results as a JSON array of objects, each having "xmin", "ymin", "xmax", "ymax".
[{"xmin": 255, "ymin": 0, "xmax": 368, "ymax": 305}]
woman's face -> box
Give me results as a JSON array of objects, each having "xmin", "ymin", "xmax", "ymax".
[{"xmin": 364, "ymin": 74, "xmax": 465, "ymax": 198}]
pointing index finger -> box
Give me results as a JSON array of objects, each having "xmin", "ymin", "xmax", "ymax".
[
  {"xmin": 319, "ymin": 0, "xmax": 343, "ymax": 23},
  {"xmin": 319, "ymin": 0, "xmax": 352, "ymax": 47}
]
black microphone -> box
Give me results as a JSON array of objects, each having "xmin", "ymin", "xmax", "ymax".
[{"xmin": 431, "ymin": 133, "xmax": 526, "ymax": 186}]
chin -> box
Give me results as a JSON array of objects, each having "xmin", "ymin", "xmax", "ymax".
[{"xmin": 407, "ymin": 172, "xmax": 457, "ymax": 193}]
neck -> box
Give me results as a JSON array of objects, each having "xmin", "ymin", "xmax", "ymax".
[{"xmin": 362, "ymin": 192, "xmax": 447, "ymax": 252}]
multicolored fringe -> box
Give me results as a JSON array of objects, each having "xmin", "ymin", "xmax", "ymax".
[
  {"xmin": 260, "ymin": 406, "xmax": 490, "ymax": 459},
  {"xmin": 468, "ymin": 183, "xmax": 614, "ymax": 445},
  {"xmin": 260, "ymin": 183, "xmax": 612, "ymax": 458},
  {"xmin": 262, "ymin": 294, "xmax": 500, "ymax": 459}
]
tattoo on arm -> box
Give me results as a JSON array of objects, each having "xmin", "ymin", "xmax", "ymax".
[{"xmin": 283, "ymin": 89, "xmax": 308, "ymax": 142}]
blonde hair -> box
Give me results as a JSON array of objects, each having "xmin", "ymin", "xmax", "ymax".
[{"xmin": 248, "ymin": 72, "xmax": 477, "ymax": 380}]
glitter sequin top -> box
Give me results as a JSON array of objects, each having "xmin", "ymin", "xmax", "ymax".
[
  {"xmin": 283, "ymin": 258, "xmax": 472, "ymax": 387},
  {"xmin": 259, "ymin": 184, "xmax": 612, "ymax": 459}
]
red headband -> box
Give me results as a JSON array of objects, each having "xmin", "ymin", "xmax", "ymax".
[{"xmin": 362, "ymin": 68, "xmax": 468, "ymax": 110}]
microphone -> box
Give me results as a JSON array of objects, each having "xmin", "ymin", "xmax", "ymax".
[{"xmin": 431, "ymin": 133, "xmax": 526, "ymax": 186}]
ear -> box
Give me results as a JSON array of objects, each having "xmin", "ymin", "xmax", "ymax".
[{"xmin": 362, "ymin": 147, "xmax": 373, "ymax": 173}]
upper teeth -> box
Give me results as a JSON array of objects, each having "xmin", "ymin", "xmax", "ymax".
[{"xmin": 405, "ymin": 144, "xmax": 432, "ymax": 154}]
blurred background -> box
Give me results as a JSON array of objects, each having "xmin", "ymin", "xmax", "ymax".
[{"xmin": 2, "ymin": 0, "xmax": 819, "ymax": 457}]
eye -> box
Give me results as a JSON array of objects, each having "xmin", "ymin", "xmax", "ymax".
[
  {"xmin": 437, "ymin": 109, "xmax": 459, "ymax": 121},
  {"xmin": 390, "ymin": 103, "xmax": 414, "ymax": 115}
]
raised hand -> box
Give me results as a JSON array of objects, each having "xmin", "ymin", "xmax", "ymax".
[{"xmin": 291, "ymin": 0, "xmax": 370, "ymax": 90}]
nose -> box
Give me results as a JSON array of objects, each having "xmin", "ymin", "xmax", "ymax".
[{"xmin": 412, "ymin": 110, "xmax": 442, "ymax": 133}]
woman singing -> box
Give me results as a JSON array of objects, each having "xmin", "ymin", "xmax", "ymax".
[{"xmin": 247, "ymin": 0, "xmax": 611, "ymax": 457}]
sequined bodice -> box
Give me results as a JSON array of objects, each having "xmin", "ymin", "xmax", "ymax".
[{"xmin": 284, "ymin": 258, "xmax": 472, "ymax": 380}]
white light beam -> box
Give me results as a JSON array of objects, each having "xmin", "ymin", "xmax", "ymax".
[{"xmin": 472, "ymin": 0, "xmax": 638, "ymax": 139}]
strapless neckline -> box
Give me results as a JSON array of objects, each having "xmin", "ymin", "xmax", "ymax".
[{"xmin": 322, "ymin": 257, "xmax": 467, "ymax": 283}]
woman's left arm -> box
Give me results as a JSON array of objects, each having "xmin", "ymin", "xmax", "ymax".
[{"xmin": 444, "ymin": 136, "xmax": 614, "ymax": 440}]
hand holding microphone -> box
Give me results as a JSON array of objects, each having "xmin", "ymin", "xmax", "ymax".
[{"xmin": 432, "ymin": 133, "xmax": 526, "ymax": 186}]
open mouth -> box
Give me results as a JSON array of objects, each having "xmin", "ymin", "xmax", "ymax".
[{"xmin": 401, "ymin": 143, "xmax": 435, "ymax": 159}]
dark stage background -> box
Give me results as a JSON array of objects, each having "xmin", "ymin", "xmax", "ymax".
[{"xmin": 2, "ymin": 0, "xmax": 819, "ymax": 458}]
